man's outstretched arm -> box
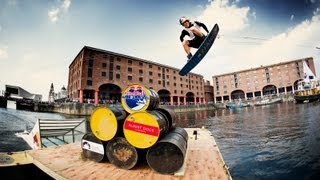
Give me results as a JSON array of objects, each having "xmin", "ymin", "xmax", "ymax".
[{"xmin": 195, "ymin": 21, "xmax": 209, "ymax": 33}]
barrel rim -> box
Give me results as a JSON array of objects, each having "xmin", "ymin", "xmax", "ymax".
[
  {"xmin": 123, "ymin": 111, "xmax": 163, "ymax": 149},
  {"xmin": 106, "ymin": 137, "xmax": 138, "ymax": 170},
  {"xmin": 89, "ymin": 107, "xmax": 118, "ymax": 141},
  {"xmin": 81, "ymin": 133, "xmax": 106, "ymax": 162},
  {"xmin": 121, "ymin": 83, "xmax": 152, "ymax": 113},
  {"xmin": 146, "ymin": 142, "xmax": 185, "ymax": 174}
]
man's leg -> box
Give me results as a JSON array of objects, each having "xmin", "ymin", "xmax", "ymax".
[
  {"xmin": 182, "ymin": 40, "xmax": 190, "ymax": 54},
  {"xmin": 182, "ymin": 40, "xmax": 192, "ymax": 59},
  {"xmin": 190, "ymin": 27, "xmax": 205, "ymax": 37}
]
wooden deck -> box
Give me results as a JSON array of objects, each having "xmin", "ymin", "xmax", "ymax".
[{"xmin": 26, "ymin": 128, "xmax": 232, "ymax": 180}]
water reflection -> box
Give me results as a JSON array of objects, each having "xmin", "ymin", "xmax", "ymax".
[
  {"xmin": 176, "ymin": 102, "xmax": 320, "ymax": 179},
  {"xmin": 216, "ymin": 103, "xmax": 320, "ymax": 179},
  {"xmin": 175, "ymin": 110, "xmax": 211, "ymax": 128}
]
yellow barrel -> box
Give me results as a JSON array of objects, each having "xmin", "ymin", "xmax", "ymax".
[
  {"xmin": 123, "ymin": 111, "xmax": 169, "ymax": 149},
  {"xmin": 90, "ymin": 106, "xmax": 127, "ymax": 141},
  {"xmin": 121, "ymin": 83, "xmax": 159, "ymax": 114}
]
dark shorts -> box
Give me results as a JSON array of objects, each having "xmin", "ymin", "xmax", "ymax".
[{"xmin": 188, "ymin": 36, "xmax": 205, "ymax": 48}]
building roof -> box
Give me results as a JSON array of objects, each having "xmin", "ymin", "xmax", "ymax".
[
  {"xmin": 5, "ymin": 84, "xmax": 42, "ymax": 100},
  {"xmin": 212, "ymin": 57, "xmax": 313, "ymax": 78},
  {"xmin": 69, "ymin": 46, "xmax": 203, "ymax": 77}
]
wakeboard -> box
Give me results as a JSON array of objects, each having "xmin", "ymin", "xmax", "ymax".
[{"xmin": 179, "ymin": 23, "xmax": 219, "ymax": 76}]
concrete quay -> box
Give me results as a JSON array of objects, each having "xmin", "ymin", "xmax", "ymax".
[{"xmin": 35, "ymin": 103, "xmax": 216, "ymax": 116}]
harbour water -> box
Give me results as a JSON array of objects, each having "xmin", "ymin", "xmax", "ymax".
[
  {"xmin": 1, "ymin": 102, "xmax": 320, "ymax": 179},
  {"xmin": 0, "ymin": 108, "xmax": 79, "ymax": 152},
  {"xmin": 176, "ymin": 102, "xmax": 320, "ymax": 180}
]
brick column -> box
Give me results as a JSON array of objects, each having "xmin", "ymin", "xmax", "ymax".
[
  {"xmin": 184, "ymin": 96, "xmax": 186, "ymax": 105},
  {"xmin": 79, "ymin": 89, "xmax": 83, "ymax": 103},
  {"xmin": 170, "ymin": 96, "xmax": 173, "ymax": 105},
  {"xmin": 177, "ymin": 96, "xmax": 180, "ymax": 105},
  {"xmin": 94, "ymin": 90, "xmax": 99, "ymax": 105},
  {"xmin": 292, "ymin": 85, "xmax": 295, "ymax": 94}
]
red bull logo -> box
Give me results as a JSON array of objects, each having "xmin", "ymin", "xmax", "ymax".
[
  {"xmin": 126, "ymin": 86, "xmax": 145, "ymax": 97},
  {"xmin": 121, "ymin": 84, "xmax": 149, "ymax": 112}
]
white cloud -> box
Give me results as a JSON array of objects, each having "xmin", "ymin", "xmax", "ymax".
[
  {"xmin": 48, "ymin": 0, "xmax": 71, "ymax": 22},
  {"xmin": 197, "ymin": 0, "xmax": 250, "ymax": 33},
  {"xmin": 1, "ymin": 50, "xmax": 67, "ymax": 101},
  {"xmin": 0, "ymin": 47, "xmax": 8, "ymax": 59},
  {"xmin": 252, "ymin": 11, "xmax": 257, "ymax": 20},
  {"xmin": 314, "ymin": 7, "xmax": 320, "ymax": 15},
  {"xmin": 290, "ymin": 14, "xmax": 294, "ymax": 21},
  {"xmin": 62, "ymin": 0, "xmax": 71, "ymax": 11},
  {"xmin": 256, "ymin": 9, "xmax": 319, "ymax": 60},
  {"xmin": 209, "ymin": 8, "xmax": 320, "ymax": 78},
  {"xmin": 48, "ymin": 8, "xmax": 60, "ymax": 22}
]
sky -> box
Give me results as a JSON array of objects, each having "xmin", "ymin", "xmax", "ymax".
[{"xmin": 0, "ymin": 0, "xmax": 320, "ymax": 101}]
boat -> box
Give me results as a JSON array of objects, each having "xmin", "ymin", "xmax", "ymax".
[
  {"xmin": 294, "ymin": 61, "xmax": 320, "ymax": 103},
  {"xmin": 15, "ymin": 118, "xmax": 87, "ymax": 149},
  {"xmin": 254, "ymin": 97, "xmax": 282, "ymax": 106},
  {"xmin": 226, "ymin": 98, "xmax": 250, "ymax": 109}
]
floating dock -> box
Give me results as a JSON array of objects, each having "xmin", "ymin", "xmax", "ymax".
[{"xmin": 4, "ymin": 128, "xmax": 232, "ymax": 179}]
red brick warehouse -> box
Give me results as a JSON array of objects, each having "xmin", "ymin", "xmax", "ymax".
[
  {"xmin": 212, "ymin": 57, "xmax": 316, "ymax": 103},
  {"xmin": 68, "ymin": 46, "xmax": 210, "ymax": 105}
]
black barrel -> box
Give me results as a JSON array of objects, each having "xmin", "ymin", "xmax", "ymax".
[
  {"xmin": 106, "ymin": 137, "xmax": 145, "ymax": 170},
  {"xmin": 146, "ymin": 127, "xmax": 189, "ymax": 174},
  {"xmin": 148, "ymin": 88, "xmax": 160, "ymax": 110},
  {"xmin": 148, "ymin": 110, "xmax": 171, "ymax": 135},
  {"xmin": 154, "ymin": 107, "xmax": 177, "ymax": 129},
  {"xmin": 110, "ymin": 106, "xmax": 128, "ymax": 119},
  {"xmin": 81, "ymin": 133, "xmax": 108, "ymax": 162}
]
